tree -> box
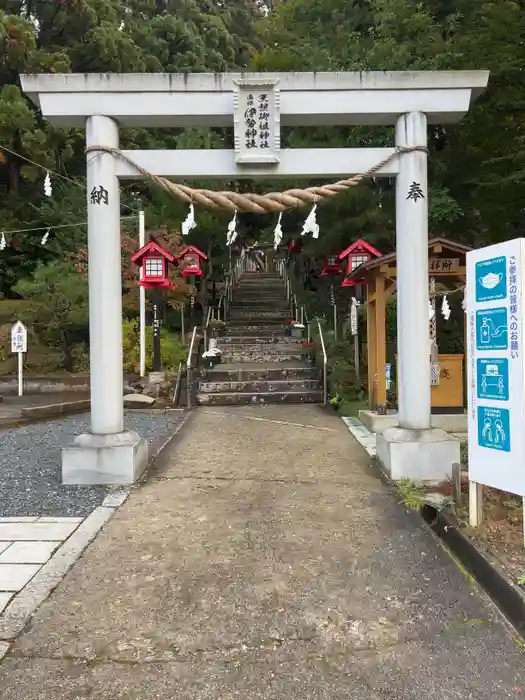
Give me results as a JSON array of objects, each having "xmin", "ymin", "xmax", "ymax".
[
  {"xmin": 13, "ymin": 260, "xmax": 89, "ymax": 371},
  {"xmin": 0, "ymin": 0, "xmax": 263, "ymax": 299}
]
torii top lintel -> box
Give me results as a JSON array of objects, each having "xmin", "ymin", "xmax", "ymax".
[{"xmin": 20, "ymin": 71, "xmax": 489, "ymax": 129}]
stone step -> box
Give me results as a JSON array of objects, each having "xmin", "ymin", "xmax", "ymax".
[
  {"xmin": 221, "ymin": 345, "xmax": 303, "ymax": 355},
  {"xmin": 224, "ymin": 328, "xmax": 287, "ymax": 337},
  {"xmin": 219, "ymin": 336, "xmax": 299, "ymax": 346},
  {"xmin": 232, "ymin": 299, "xmax": 288, "ymax": 306},
  {"xmin": 240, "ymin": 272, "xmax": 282, "ymax": 277},
  {"xmin": 196, "ymin": 390, "xmax": 323, "ymax": 406},
  {"xmin": 234, "ymin": 288, "xmax": 285, "ymax": 293},
  {"xmin": 221, "ymin": 352, "xmax": 303, "ymax": 362},
  {"xmin": 200, "ymin": 363, "xmax": 317, "ymax": 382},
  {"xmin": 227, "ymin": 319, "xmax": 289, "ymax": 327},
  {"xmin": 229, "ymin": 313, "xmax": 290, "ymax": 321},
  {"xmin": 198, "ymin": 378, "xmax": 321, "ymax": 393},
  {"xmin": 230, "ymin": 308, "xmax": 290, "ymax": 315},
  {"xmin": 237, "ymin": 276, "xmax": 283, "ymax": 280},
  {"xmin": 234, "ymin": 290, "xmax": 285, "ymax": 296},
  {"xmin": 225, "ymin": 324, "xmax": 288, "ymax": 332},
  {"xmin": 236, "ymin": 283, "xmax": 285, "ymax": 290},
  {"xmin": 219, "ymin": 338, "xmax": 301, "ymax": 348},
  {"xmin": 230, "ymin": 299, "xmax": 288, "ymax": 307}
]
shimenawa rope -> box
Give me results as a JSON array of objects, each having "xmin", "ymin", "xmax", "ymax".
[{"xmin": 85, "ymin": 145, "xmax": 428, "ymax": 214}]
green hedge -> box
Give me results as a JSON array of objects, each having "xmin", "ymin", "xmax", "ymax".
[{"xmin": 122, "ymin": 319, "xmax": 187, "ymax": 373}]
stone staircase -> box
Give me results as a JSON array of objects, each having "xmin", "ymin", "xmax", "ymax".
[{"xmin": 196, "ymin": 271, "xmax": 323, "ymax": 406}]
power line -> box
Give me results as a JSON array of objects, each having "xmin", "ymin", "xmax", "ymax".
[
  {"xmin": 0, "ymin": 143, "xmax": 140, "ymax": 215},
  {"xmin": 0, "ymin": 215, "xmax": 137, "ymax": 237}
]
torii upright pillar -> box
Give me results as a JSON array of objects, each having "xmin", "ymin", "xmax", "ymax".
[
  {"xmin": 376, "ymin": 112, "xmax": 460, "ymax": 480},
  {"xmin": 61, "ymin": 115, "xmax": 148, "ymax": 484}
]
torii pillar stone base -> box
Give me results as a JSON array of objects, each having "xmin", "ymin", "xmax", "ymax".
[
  {"xmin": 62, "ymin": 432, "xmax": 148, "ymax": 486},
  {"xmin": 376, "ymin": 427, "xmax": 460, "ymax": 482}
]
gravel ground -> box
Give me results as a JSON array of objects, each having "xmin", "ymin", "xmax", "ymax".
[{"xmin": 0, "ymin": 410, "xmax": 186, "ymax": 518}]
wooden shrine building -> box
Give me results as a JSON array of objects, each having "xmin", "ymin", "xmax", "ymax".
[{"xmin": 345, "ymin": 237, "xmax": 471, "ymax": 412}]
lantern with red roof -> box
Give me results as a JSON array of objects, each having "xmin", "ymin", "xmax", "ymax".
[
  {"xmin": 339, "ymin": 239, "xmax": 382, "ymax": 287},
  {"xmin": 131, "ymin": 240, "xmax": 175, "ymax": 289},
  {"xmin": 320, "ymin": 253, "xmax": 341, "ymax": 277},
  {"xmin": 173, "ymin": 245, "xmax": 208, "ymax": 278}
]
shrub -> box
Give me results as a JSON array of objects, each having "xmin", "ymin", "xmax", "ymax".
[
  {"xmin": 0, "ymin": 299, "xmax": 34, "ymax": 326},
  {"xmin": 122, "ymin": 319, "xmax": 187, "ymax": 373},
  {"xmin": 71, "ymin": 343, "xmax": 90, "ymax": 372}
]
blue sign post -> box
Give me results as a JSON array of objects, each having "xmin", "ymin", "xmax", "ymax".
[{"xmin": 467, "ymin": 239, "xmax": 525, "ymax": 502}]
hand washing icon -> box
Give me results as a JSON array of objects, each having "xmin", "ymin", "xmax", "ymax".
[
  {"xmin": 479, "ymin": 272, "xmax": 503, "ymax": 289},
  {"xmin": 479, "ymin": 316, "xmax": 507, "ymax": 344}
]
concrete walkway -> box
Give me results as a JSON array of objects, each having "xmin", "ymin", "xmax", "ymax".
[{"xmin": 0, "ymin": 405, "xmax": 524, "ymax": 698}]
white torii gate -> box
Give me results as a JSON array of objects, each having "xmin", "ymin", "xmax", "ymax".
[{"xmin": 21, "ymin": 70, "xmax": 489, "ymax": 485}]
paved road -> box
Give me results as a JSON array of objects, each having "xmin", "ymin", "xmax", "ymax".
[{"xmin": 0, "ymin": 405, "xmax": 524, "ymax": 698}]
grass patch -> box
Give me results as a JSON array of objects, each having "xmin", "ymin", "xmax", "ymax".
[
  {"xmin": 395, "ymin": 478, "xmax": 426, "ymax": 510},
  {"xmin": 339, "ymin": 398, "xmax": 367, "ymax": 417}
]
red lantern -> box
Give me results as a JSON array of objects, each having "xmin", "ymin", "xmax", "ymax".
[
  {"xmin": 173, "ymin": 245, "xmax": 208, "ymax": 278},
  {"xmin": 339, "ymin": 238, "xmax": 382, "ymax": 287},
  {"xmin": 320, "ymin": 253, "xmax": 341, "ymax": 276},
  {"xmin": 131, "ymin": 240, "xmax": 175, "ymax": 290}
]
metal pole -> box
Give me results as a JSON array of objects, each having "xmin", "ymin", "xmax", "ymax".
[
  {"xmin": 17, "ymin": 351, "xmax": 23, "ymax": 397},
  {"xmin": 452, "ymin": 462, "xmax": 462, "ymax": 509},
  {"xmin": 333, "ymin": 301, "xmax": 338, "ymax": 341},
  {"xmin": 181, "ymin": 307, "xmax": 185, "ymax": 344},
  {"xmin": 152, "ymin": 289, "xmax": 162, "ymax": 372},
  {"xmin": 138, "ymin": 210, "xmax": 146, "ymax": 378},
  {"xmin": 354, "ymin": 334, "xmax": 360, "ymax": 382}
]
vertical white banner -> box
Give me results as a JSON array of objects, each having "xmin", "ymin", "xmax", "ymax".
[{"xmin": 466, "ymin": 238, "xmax": 525, "ymax": 496}]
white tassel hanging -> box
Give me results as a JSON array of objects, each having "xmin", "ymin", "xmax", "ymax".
[
  {"xmin": 273, "ymin": 212, "xmax": 283, "ymax": 250},
  {"xmin": 41, "ymin": 228, "xmax": 50, "ymax": 246},
  {"xmin": 181, "ymin": 203, "xmax": 196, "ymax": 236},
  {"xmin": 462, "ymin": 287, "xmax": 467, "ymax": 313},
  {"xmin": 44, "ymin": 172, "xmax": 52, "ymax": 197},
  {"xmin": 301, "ymin": 204, "xmax": 319, "ymax": 239},
  {"xmin": 429, "ymin": 299, "xmax": 435, "ymax": 321},
  {"xmin": 441, "ymin": 294, "xmax": 451, "ymax": 321},
  {"xmin": 226, "ymin": 211, "xmax": 238, "ymax": 246},
  {"xmin": 0, "ymin": 233, "xmax": 5, "ymax": 251}
]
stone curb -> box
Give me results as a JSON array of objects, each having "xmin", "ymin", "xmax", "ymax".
[
  {"xmin": 0, "ymin": 400, "xmax": 90, "ymax": 429},
  {"xmin": 0, "ymin": 403, "xmax": 181, "ymax": 430},
  {"xmin": 0, "ymin": 409, "xmax": 191, "ymax": 659},
  {"xmin": 20, "ymin": 400, "xmax": 90, "ymax": 420},
  {"xmin": 340, "ymin": 413, "xmax": 525, "ymax": 637},
  {"xmin": 422, "ymin": 507, "xmax": 525, "ymax": 638}
]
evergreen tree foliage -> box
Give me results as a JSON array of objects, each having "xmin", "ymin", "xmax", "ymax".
[{"xmin": 0, "ymin": 0, "xmax": 523, "ymax": 297}]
